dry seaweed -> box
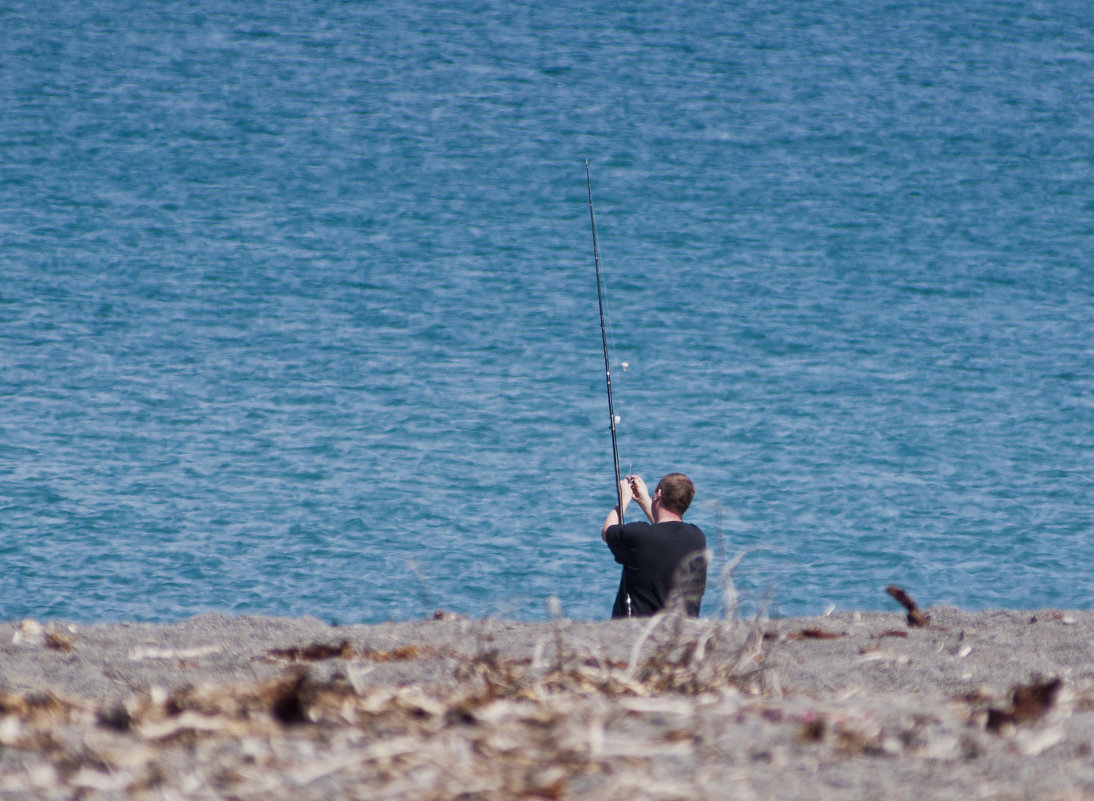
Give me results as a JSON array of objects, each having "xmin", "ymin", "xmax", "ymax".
[
  {"xmin": 267, "ymin": 642, "xmax": 428, "ymax": 663},
  {"xmin": 42, "ymin": 631, "xmax": 76, "ymax": 652},
  {"xmin": 786, "ymin": 629, "xmax": 846, "ymax": 640},
  {"xmin": 267, "ymin": 641, "xmax": 355, "ymax": 661},
  {"xmin": 985, "ymin": 677, "xmax": 1062, "ymax": 732}
]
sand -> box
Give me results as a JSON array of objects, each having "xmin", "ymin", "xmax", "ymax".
[{"xmin": 1, "ymin": 605, "xmax": 1093, "ymax": 800}]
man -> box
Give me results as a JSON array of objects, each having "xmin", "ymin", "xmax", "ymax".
[{"xmin": 601, "ymin": 472, "xmax": 708, "ymax": 618}]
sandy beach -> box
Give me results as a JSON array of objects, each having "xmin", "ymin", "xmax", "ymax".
[{"xmin": 2, "ymin": 604, "xmax": 1094, "ymax": 800}]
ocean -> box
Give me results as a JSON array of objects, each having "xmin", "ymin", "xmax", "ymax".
[{"xmin": 3, "ymin": 0, "xmax": 1093, "ymax": 624}]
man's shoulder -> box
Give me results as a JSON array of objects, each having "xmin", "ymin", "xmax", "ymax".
[
  {"xmin": 604, "ymin": 520, "xmax": 651, "ymax": 547},
  {"xmin": 610, "ymin": 520, "xmax": 703, "ymax": 546},
  {"xmin": 655, "ymin": 520, "xmax": 704, "ymax": 534},
  {"xmin": 615, "ymin": 520, "xmax": 654, "ymax": 537},
  {"xmin": 657, "ymin": 520, "xmax": 706, "ymax": 544}
]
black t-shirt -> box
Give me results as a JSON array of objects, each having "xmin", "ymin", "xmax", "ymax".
[{"xmin": 604, "ymin": 520, "xmax": 708, "ymax": 618}]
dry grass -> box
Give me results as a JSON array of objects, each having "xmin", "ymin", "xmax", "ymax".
[
  {"xmin": 2, "ymin": 606, "xmax": 1091, "ymax": 800},
  {"xmin": 0, "ymin": 584, "xmax": 781, "ymax": 801},
  {"xmin": 13, "ymin": 561, "xmax": 1086, "ymax": 799},
  {"xmin": 0, "ymin": 548, "xmax": 807, "ymax": 800}
]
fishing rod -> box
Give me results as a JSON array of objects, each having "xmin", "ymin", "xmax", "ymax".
[{"xmin": 585, "ymin": 159, "xmax": 625, "ymax": 526}]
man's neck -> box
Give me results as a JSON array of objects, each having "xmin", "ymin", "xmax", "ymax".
[{"xmin": 653, "ymin": 510, "xmax": 683, "ymax": 524}]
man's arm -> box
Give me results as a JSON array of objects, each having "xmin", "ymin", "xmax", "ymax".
[
  {"xmin": 600, "ymin": 478, "xmax": 634, "ymax": 541},
  {"xmin": 627, "ymin": 475, "xmax": 655, "ymax": 524}
]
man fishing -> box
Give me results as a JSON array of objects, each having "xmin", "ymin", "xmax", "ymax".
[{"xmin": 601, "ymin": 473, "xmax": 708, "ymax": 618}]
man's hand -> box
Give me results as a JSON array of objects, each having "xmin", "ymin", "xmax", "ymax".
[
  {"xmin": 626, "ymin": 474, "xmax": 655, "ymax": 523},
  {"xmin": 618, "ymin": 478, "xmax": 635, "ymax": 513},
  {"xmin": 602, "ymin": 474, "xmax": 658, "ymax": 540},
  {"xmin": 627, "ymin": 474, "xmax": 649, "ymax": 504}
]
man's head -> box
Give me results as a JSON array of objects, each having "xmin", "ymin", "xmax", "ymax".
[{"xmin": 655, "ymin": 473, "xmax": 695, "ymax": 517}]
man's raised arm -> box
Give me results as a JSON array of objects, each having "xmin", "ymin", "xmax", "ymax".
[
  {"xmin": 627, "ymin": 475, "xmax": 655, "ymax": 524},
  {"xmin": 601, "ymin": 478, "xmax": 634, "ymax": 541}
]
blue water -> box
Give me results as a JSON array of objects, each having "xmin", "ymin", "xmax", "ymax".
[{"xmin": 3, "ymin": 0, "xmax": 1093, "ymax": 624}]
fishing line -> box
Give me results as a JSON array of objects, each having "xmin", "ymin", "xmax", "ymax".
[
  {"xmin": 598, "ymin": 235, "xmax": 625, "ymax": 435},
  {"xmin": 602, "ymin": 273, "xmax": 627, "ymax": 438},
  {"xmin": 585, "ymin": 159, "xmax": 625, "ymax": 524}
]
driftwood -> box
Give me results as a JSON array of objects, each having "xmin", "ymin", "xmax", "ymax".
[{"xmin": 885, "ymin": 585, "xmax": 931, "ymax": 628}]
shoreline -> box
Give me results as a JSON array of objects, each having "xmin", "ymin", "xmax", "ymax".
[{"xmin": 2, "ymin": 607, "xmax": 1093, "ymax": 799}]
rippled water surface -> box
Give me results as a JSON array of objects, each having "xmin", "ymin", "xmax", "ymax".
[{"xmin": 3, "ymin": 0, "xmax": 1093, "ymax": 623}]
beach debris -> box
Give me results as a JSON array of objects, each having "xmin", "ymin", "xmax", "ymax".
[
  {"xmin": 619, "ymin": 611, "xmax": 771, "ymax": 696},
  {"xmin": 1008, "ymin": 676, "xmax": 1062, "ymax": 723},
  {"xmin": 137, "ymin": 709, "xmax": 243, "ymax": 740},
  {"xmin": 885, "ymin": 585, "xmax": 930, "ymax": 627},
  {"xmin": 786, "ymin": 628, "xmax": 846, "ymax": 640},
  {"xmin": 5, "ymin": 612, "xmax": 1094, "ymax": 800},
  {"xmin": 43, "ymin": 630, "xmax": 76, "ymax": 652},
  {"xmin": 1030, "ymin": 611, "xmax": 1077, "ymax": 625},
  {"xmin": 96, "ymin": 701, "xmax": 133, "ymax": 732},
  {"xmin": 266, "ymin": 641, "xmax": 425, "ymax": 663},
  {"xmin": 270, "ymin": 670, "xmax": 312, "ymax": 724},
  {"xmin": 129, "ymin": 644, "xmax": 221, "ymax": 661},
  {"xmin": 11, "ymin": 619, "xmax": 43, "ymax": 645},
  {"xmin": 268, "ymin": 640, "xmax": 354, "ymax": 661},
  {"xmin": 985, "ymin": 677, "xmax": 1062, "ymax": 732},
  {"xmin": 1015, "ymin": 725, "xmax": 1066, "ymax": 756},
  {"xmin": 854, "ymin": 646, "xmax": 910, "ymax": 666},
  {"xmin": 874, "ymin": 630, "xmax": 909, "ymax": 639},
  {"xmin": 362, "ymin": 644, "xmax": 423, "ymax": 661},
  {"xmin": 799, "ymin": 714, "xmax": 826, "ymax": 742},
  {"xmin": 0, "ymin": 689, "xmax": 66, "ymax": 724},
  {"xmin": 10, "ymin": 620, "xmax": 77, "ymax": 651}
]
